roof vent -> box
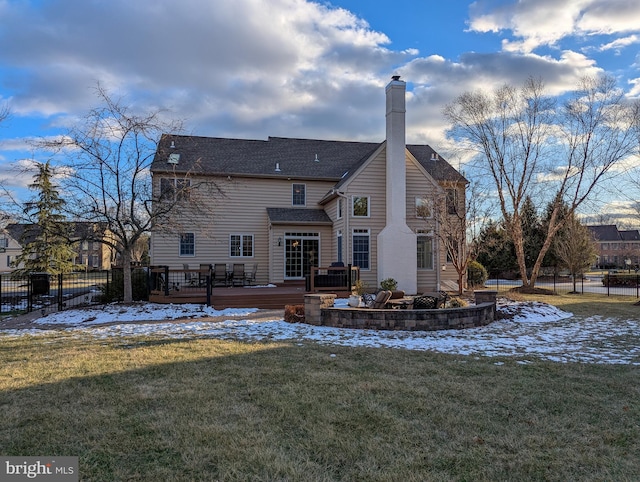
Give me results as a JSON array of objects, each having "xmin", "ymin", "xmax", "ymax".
[
  {"xmin": 275, "ymin": 162, "xmax": 281, "ymax": 172},
  {"xmin": 314, "ymin": 154, "xmax": 319, "ymax": 162},
  {"xmin": 170, "ymin": 140, "xmax": 176, "ymax": 149},
  {"xmin": 168, "ymin": 153, "xmax": 180, "ymax": 164},
  {"xmin": 430, "ymin": 152, "xmax": 439, "ymax": 161}
]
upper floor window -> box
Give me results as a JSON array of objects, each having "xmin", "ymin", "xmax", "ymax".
[
  {"xmin": 446, "ymin": 188, "xmax": 458, "ymax": 215},
  {"xmin": 292, "ymin": 183, "xmax": 306, "ymax": 206},
  {"xmin": 0, "ymin": 238, "xmax": 8, "ymax": 248},
  {"xmin": 160, "ymin": 178, "xmax": 191, "ymax": 202},
  {"xmin": 352, "ymin": 196, "xmax": 369, "ymax": 217},
  {"xmin": 230, "ymin": 234, "xmax": 254, "ymax": 257},
  {"xmin": 179, "ymin": 233, "xmax": 195, "ymax": 256},
  {"xmin": 415, "ymin": 197, "xmax": 432, "ymax": 219},
  {"xmin": 337, "ymin": 198, "xmax": 343, "ymax": 219}
]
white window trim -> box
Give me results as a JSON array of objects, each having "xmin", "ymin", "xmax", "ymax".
[
  {"xmin": 292, "ymin": 183, "xmax": 306, "ymax": 207},
  {"xmin": 415, "ymin": 197, "xmax": 433, "ymax": 219},
  {"xmin": 179, "ymin": 232, "xmax": 196, "ymax": 257},
  {"xmin": 416, "ymin": 230, "xmax": 434, "ymax": 270},
  {"xmin": 351, "ymin": 195, "xmax": 370, "ymax": 218},
  {"xmin": 352, "ymin": 228, "xmax": 371, "ymax": 271},
  {"xmin": 230, "ymin": 234, "xmax": 255, "ymax": 258}
]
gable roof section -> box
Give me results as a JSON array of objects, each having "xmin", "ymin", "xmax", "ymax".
[
  {"xmin": 4, "ymin": 222, "xmax": 108, "ymax": 246},
  {"xmin": 587, "ymin": 225, "xmax": 622, "ymax": 241},
  {"xmin": 620, "ymin": 230, "xmax": 640, "ymax": 241},
  {"xmin": 151, "ymin": 135, "xmax": 467, "ymax": 184},
  {"xmin": 266, "ymin": 208, "xmax": 332, "ymax": 225}
]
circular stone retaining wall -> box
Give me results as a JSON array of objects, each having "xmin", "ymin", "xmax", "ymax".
[{"xmin": 303, "ymin": 291, "xmax": 497, "ymax": 331}]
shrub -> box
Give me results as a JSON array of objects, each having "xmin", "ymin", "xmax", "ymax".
[
  {"xmin": 100, "ymin": 268, "xmax": 149, "ymax": 302},
  {"xmin": 467, "ymin": 260, "xmax": 488, "ymax": 287},
  {"xmin": 284, "ymin": 304, "xmax": 305, "ymax": 323},
  {"xmin": 380, "ymin": 278, "xmax": 398, "ymax": 291},
  {"xmin": 447, "ymin": 297, "xmax": 468, "ymax": 308}
]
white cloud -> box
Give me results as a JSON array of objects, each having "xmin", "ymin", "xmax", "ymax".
[
  {"xmin": 468, "ymin": 0, "xmax": 640, "ymax": 54},
  {"xmin": 598, "ymin": 34, "xmax": 640, "ymax": 52}
]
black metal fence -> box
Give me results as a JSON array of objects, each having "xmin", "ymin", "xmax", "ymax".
[
  {"xmin": 0, "ymin": 270, "xmax": 114, "ymax": 316},
  {"xmin": 487, "ymin": 270, "xmax": 640, "ymax": 298}
]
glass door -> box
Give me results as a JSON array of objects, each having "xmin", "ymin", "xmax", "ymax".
[{"xmin": 285, "ymin": 233, "xmax": 319, "ymax": 280}]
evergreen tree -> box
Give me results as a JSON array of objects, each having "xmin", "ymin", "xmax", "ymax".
[
  {"xmin": 13, "ymin": 161, "xmax": 76, "ymax": 275},
  {"xmin": 553, "ymin": 214, "xmax": 597, "ymax": 293},
  {"xmin": 475, "ymin": 220, "xmax": 517, "ymax": 276}
]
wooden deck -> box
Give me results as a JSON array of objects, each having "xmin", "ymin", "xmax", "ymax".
[{"xmin": 149, "ymin": 282, "xmax": 352, "ymax": 310}]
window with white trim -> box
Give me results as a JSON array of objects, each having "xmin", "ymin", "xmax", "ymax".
[
  {"xmin": 337, "ymin": 198, "xmax": 343, "ymax": 219},
  {"xmin": 352, "ymin": 196, "xmax": 369, "ymax": 217},
  {"xmin": 292, "ymin": 183, "xmax": 306, "ymax": 206},
  {"xmin": 352, "ymin": 229, "xmax": 370, "ymax": 269},
  {"xmin": 417, "ymin": 233, "xmax": 433, "ymax": 269},
  {"xmin": 415, "ymin": 197, "xmax": 432, "ymax": 219},
  {"xmin": 230, "ymin": 234, "xmax": 254, "ymax": 257},
  {"xmin": 179, "ymin": 233, "xmax": 195, "ymax": 256}
]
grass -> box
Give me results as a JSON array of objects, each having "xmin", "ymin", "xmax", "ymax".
[{"xmin": 1, "ymin": 297, "xmax": 639, "ymax": 480}]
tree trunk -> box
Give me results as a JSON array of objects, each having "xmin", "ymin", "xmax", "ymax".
[{"xmin": 121, "ymin": 249, "xmax": 133, "ymax": 303}]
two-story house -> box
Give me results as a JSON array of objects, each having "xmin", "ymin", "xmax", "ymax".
[
  {"xmin": 0, "ymin": 222, "xmax": 114, "ymax": 273},
  {"xmin": 149, "ymin": 77, "xmax": 468, "ymax": 294}
]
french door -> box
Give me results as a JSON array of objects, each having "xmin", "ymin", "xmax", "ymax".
[{"xmin": 284, "ymin": 232, "xmax": 319, "ymax": 280}]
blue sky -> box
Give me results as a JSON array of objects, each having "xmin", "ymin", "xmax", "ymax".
[{"xmin": 0, "ymin": 0, "xmax": 639, "ymax": 221}]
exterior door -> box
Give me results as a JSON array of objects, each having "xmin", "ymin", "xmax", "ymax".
[{"xmin": 284, "ymin": 233, "xmax": 319, "ymax": 280}]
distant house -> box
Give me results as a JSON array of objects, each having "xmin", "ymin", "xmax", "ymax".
[
  {"xmin": 0, "ymin": 222, "xmax": 114, "ymax": 273},
  {"xmin": 587, "ymin": 224, "xmax": 640, "ymax": 269},
  {"xmin": 149, "ymin": 77, "xmax": 468, "ymax": 294}
]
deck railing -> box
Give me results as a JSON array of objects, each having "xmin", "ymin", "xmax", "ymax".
[{"xmin": 309, "ymin": 264, "xmax": 359, "ymax": 293}]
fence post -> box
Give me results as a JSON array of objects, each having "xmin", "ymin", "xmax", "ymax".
[
  {"xmin": 0, "ymin": 274, "xmax": 2, "ymax": 315},
  {"xmin": 607, "ymin": 270, "xmax": 610, "ymax": 297},
  {"xmin": 57, "ymin": 273, "xmax": 63, "ymax": 311},
  {"xmin": 164, "ymin": 266, "xmax": 170, "ymax": 296},
  {"xmin": 206, "ymin": 274, "xmax": 212, "ymax": 306},
  {"xmin": 27, "ymin": 274, "xmax": 32, "ymax": 313}
]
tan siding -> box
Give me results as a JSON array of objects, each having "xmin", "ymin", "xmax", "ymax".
[
  {"xmin": 151, "ymin": 175, "xmax": 335, "ymax": 285},
  {"xmin": 339, "ymin": 148, "xmax": 387, "ymax": 289}
]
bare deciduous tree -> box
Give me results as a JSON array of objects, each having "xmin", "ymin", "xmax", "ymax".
[
  {"xmin": 444, "ymin": 75, "xmax": 639, "ymax": 291},
  {"xmin": 45, "ymin": 85, "xmax": 196, "ymax": 302}
]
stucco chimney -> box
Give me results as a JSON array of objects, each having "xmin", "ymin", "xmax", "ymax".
[{"xmin": 377, "ymin": 76, "xmax": 417, "ymax": 294}]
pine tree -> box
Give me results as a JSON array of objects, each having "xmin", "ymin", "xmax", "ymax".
[{"xmin": 13, "ymin": 161, "xmax": 76, "ymax": 275}]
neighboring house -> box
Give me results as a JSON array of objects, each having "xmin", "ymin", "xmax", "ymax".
[
  {"xmin": 587, "ymin": 224, "xmax": 640, "ymax": 269},
  {"xmin": 0, "ymin": 222, "xmax": 114, "ymax": 273},
  {"xmin": 149, "ymin": 77, "xmax": 468, "ymax": 294}
]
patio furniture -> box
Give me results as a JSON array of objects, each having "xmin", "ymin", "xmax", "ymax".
[
  {"xmin": 364, "ymin": 290, "xmax": 392, "ymax": 309},
  {"xmin": 244, "ymin": 263, "xmax": 258, "ymax": 286},
  {"xmin": 199, "ymin": 263, "xmax": 212, "ymax": 286},
  {"xmin": 183, "ymin": 263, "xmax": 198, "ymax": 286},
  {"xmin": 231, "ymin": 263, "xmax": 246, "ymax": 286},
  {"xmin": 213, "ymin": 263, "xmax": 229, "ymax": 287}
]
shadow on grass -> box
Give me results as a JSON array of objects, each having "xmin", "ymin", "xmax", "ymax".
[{"xmin": 1, "ymin": 337, "xmax": 639, "ymax": 481}]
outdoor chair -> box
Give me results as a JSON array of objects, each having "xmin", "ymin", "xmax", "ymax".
[
  {"xmin": 231, "ymin": 263, "xmax": 246, "ymax": 286},
  {"xmin": 212, "ymin": 263, "xmax": 229, "ymax": 287},
  {"xmin": 244, "ymin": 263, "xmax": 258, "ymax": 286},
  {"xmin": 199, "ymin": 263, "xmax": 212, "ymax": 286},
  {"xmin": 365, "ymin": 290, "xmax": 392, "ymax": 309},
  {"xmin": 183, "ymin": 263, "xmax": 197, "ymax": 286}
]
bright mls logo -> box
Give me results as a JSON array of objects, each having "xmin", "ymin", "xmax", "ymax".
[{"xmin": 1, "ymin": 457, "xmax": 78, "ymax": 481}]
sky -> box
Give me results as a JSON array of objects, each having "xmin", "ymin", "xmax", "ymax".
[
  {"xmin": 0, "ymin": 0, "xmax": 639, "ymax": 221},
  {"xmin": 2, "ymin": 298, "xmax": 639, "ymax": 365}
]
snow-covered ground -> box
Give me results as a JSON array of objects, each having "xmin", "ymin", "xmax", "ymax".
[{"xmin": 1, "ymin": 299, "xmax": 639, "ymax": 365}]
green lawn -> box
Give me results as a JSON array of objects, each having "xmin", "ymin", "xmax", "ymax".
[{"xmin": 1, "ymin": 295, "xmax": 639, "ymax": 481}]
